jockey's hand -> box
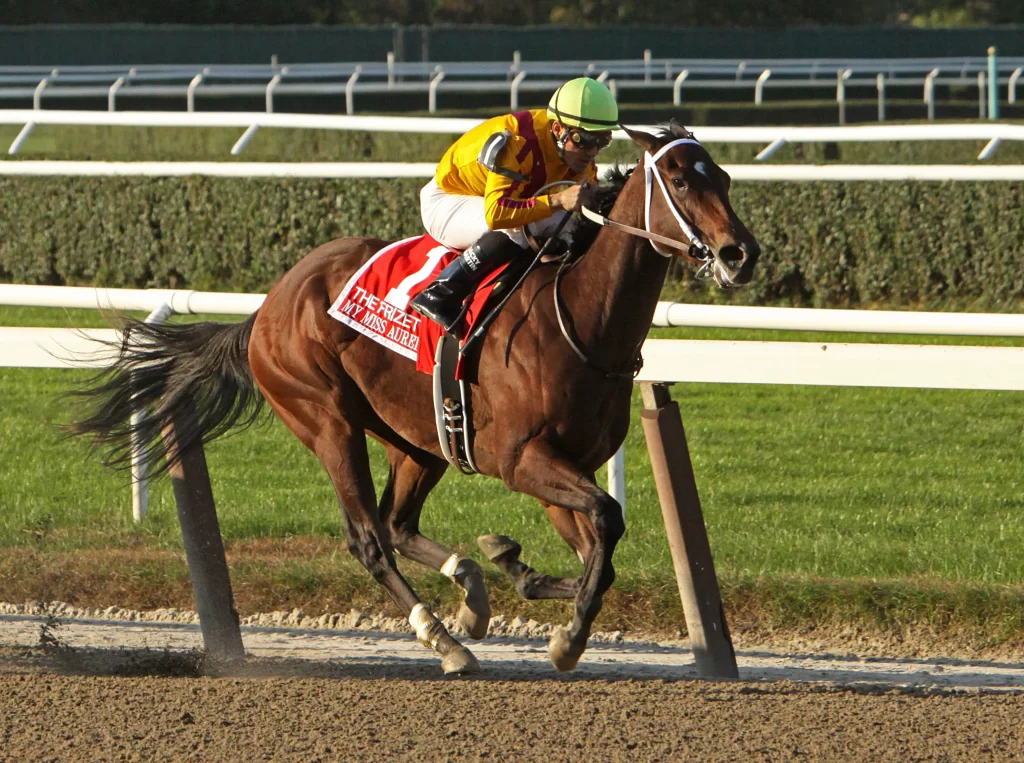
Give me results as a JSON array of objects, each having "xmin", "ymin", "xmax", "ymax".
[{"xmin": 550, "ymin": 182, "xmax": 596, "ymax": 213}]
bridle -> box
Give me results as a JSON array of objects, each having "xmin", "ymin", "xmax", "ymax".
[
  {"xmin": 553, "ymin": 139, "xmax": 720, "ymax": 378},
  {"xmin": 471, "ymin": 142, "xmax": 721, "ymax": 379},
  {"xmin": 580, "ymin": 137, "xmax": 716, "ymax": 281}
]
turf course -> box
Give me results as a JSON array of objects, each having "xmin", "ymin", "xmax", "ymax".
[{"xmin": 2, "ymin": 305, "xmax": 1023, "ymax": 643}]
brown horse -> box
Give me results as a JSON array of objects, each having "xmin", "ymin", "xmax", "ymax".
[{"xmin": 72, "ymin": 123, "xmax": 759, "ymax": 674}]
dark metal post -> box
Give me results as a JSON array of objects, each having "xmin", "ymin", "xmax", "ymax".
[
  {"xmin": 640, "ymin": 382, "xmax": 738, "ymax": 678},
  {"xmin": 163, "ymin": 400, "xmax": 245, "ymax": 662}
]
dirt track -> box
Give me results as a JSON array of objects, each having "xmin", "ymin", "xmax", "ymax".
[{"xmin": 2, "ymin": 614, "xmax": 1024, "ymax": 761}]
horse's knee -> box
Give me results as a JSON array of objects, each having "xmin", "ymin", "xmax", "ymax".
[
  {"xmin": 387, "ymin": 524, "xmax": 415, "ymax": 551},
  {"xmin": 593, "ymin": 496, "xmax": 625, "ymax": 544}
]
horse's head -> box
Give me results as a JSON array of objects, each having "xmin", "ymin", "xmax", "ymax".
[{"xmin": 622, "ymin": 121, "xmax": 760, "ymax": 288}]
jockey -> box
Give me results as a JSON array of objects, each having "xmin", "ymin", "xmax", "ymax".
[{"xmin": 410, "ymin": 76, "xmax": 618, "ymax": 331}]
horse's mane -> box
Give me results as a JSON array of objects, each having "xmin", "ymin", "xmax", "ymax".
[
  {"xmin": 564, "ymin": 165, "xmax": 631, "ymax": 258},
  {"xmin": 655, "ymin": 120, "xmax": 697, "ymax": 142}
]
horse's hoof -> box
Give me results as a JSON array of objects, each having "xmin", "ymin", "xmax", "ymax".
[
  {"xmin": 548, "ymin": 627, "xmax": 583, "ymax": 672},
  {"xmin": 441, "ymin": 645, "xmax": 481, "ymax": 675},
  {"xmin": 458, "ymin": 598, "xmax": 491, "ymax": 640},
  {"xmin": 477, "ymin": 534, "xmax": 522, "ymax": 562}
]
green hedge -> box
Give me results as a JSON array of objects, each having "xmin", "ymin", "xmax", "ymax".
[{"xmin": 3, "ymin": 176, "xmax": 1023, "ymax": 308}]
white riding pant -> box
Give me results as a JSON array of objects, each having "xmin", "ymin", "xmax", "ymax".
[{"xmin": 419, "ymin": 178, "xmax": 569, "ymax": 251}]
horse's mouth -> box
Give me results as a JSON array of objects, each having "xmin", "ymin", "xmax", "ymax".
[{"xmin": 712, "ymin": 259, "xmax": 744, "ymax": 289}]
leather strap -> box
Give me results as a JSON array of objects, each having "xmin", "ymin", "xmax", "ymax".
[{"xmin": 579, "ymin": 205, "xmax": 702, "ymax": 266}]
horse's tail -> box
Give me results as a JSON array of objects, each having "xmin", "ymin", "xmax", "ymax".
[{"xmin": 69, "ymin": 312, "xmax": 265, "ymax": 477}]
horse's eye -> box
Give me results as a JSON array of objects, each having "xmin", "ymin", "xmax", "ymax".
[{"xmin": 671, "ymin": 177, "xmax": 688, "ymax": 190}]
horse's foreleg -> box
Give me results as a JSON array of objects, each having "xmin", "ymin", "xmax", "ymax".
[
  {"xmin": 509, "ymin": 441, "xmax": 625, "ymax": 672},
  {"xmin": 476, "ymin": 501, "xmax": 592, "ymax": 600},
  {"xmin": 379, "ymin": 445, "xmax": 491, "ymax": 639}
]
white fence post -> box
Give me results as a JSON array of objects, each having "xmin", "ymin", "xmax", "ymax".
[
  {"xmin": 837, "ymin": 69, "xmax": 852, "ymax": 125},
  {"xmin": 186, "ymin": 72, "xmax": 205, "ymax": 113},
  {"xmin": 265, "ymin": 69, "xmax": 286, "ymax": 113},
  {"xmin": 672, "ymin": 70, "xmax": 689, "ymax": 105},
  {"xmin": 33, "ymin": 74, "xmax": 53, "ymax": 110},
  {"xmin": 978, "ymin": 137, "xmax": 1001, "ymax": 160},
  {"xmin": 755, "ymin": 69, "xmax": 771, "ymax": 106},
  {"xmin": 131, "ymin": 302, "xmax": 174, "ymax": 522},
  {"xmin": 428, "ymin": 69, "xmax": 445, "ymax": 113},
  {"xmin": 345, "ymin": 67, "xmax": 361, "ymax": 116},
  {"xmin": 754, "ymin": 138, "xmax": 786, "ymax": 161},
  {"xmin": 510, "ymin": 71, "xmax": 526, "ymax": 110},
  {"xmin": 7, "ymin": 122, "xmax": 35, "ymax": 155},
  {"xmin": 230, "ymin": 125, "xmax": 260, "ymax": 156},
  {"xmin": 1010, "ymin": 67, "xmax": 1023, "ymax": 104},
  {"xmin": 108, "ymin": 77, "xmax": 125, "ymax": 112},
  {"xmin": 924, "ymin": 68, "xmax": 939, "ymax": 120}
]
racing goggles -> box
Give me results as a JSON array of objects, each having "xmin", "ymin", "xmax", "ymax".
[{"xmin": 568, "ymin": 128, "xmax": 613, "ymax": 151}]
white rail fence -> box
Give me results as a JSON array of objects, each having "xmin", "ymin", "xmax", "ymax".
[
  {"xmin": 2, "ymin": 54, "xmax": 1022, "ymax": 119},
  {"xmin": 4, "ymin": 284, "xmax": 1024, "ymax": 522},
  {"xmin": 4, "ymin": 110, "xmax": 1024, "ymax": 161},
  {"xmin": 4, "ymin": 161, "xmax": 1024, "ymax": 181}
]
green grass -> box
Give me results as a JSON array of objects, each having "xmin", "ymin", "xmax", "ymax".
[{"xmin": 3, "ymin": 305, "xmax": 1023, "ymax": 594}]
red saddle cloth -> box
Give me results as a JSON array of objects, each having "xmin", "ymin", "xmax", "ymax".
[{"xmin": 327, "ymin": 234, "xmax": 506, "ymax": 376}]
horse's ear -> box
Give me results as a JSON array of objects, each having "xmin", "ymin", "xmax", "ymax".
[
  {"xmin": 620, "ymin": 124, "xmax": 659, "ymax": 154},
  {"xmin": 668, "ymin": 119, "xmax": 694, "ymax": 140}
]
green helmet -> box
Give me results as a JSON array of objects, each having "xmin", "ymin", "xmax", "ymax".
[{"xmin": 547, "ymin": 77, "xmax": 618, "ymax": 131}]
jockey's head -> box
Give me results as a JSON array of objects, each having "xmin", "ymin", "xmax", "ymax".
[{"xmin": 547, "ymin": 77, "xmax": 618, "ymax": 173}]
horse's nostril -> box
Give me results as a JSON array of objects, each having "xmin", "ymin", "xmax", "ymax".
[{"xmin": 718, "ymin": 245, "xmax": 745, "ymax": 270}]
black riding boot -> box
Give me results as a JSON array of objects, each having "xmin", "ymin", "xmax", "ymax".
[{"xmin": 411, "ymin": 231, "xmax": 523, "ymax": 332}]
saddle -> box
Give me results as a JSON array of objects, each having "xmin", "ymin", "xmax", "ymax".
[{"xmin": 326, "ymin": 234, "xmax": 534, "ymax": 474}]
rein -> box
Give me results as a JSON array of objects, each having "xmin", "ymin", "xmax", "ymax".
[{"xmin": 553, "ymin": 252, "xmax": 644, "ymax": 380}]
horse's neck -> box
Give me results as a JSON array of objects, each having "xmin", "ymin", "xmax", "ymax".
[{"xmin": 559, "ymin": 171, "xmax": 670, "ymax": 366}]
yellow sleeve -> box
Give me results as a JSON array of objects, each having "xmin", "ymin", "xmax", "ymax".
[
  {"xmin": 482, "ymin": 139, "xmax": 556, "ymax": 230},
  {"xmin": 483, "ymin": 173, "xmax": 554, "ymax": 230}
]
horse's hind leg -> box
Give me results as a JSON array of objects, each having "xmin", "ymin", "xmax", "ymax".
[
  {"xmin": 477, "ymin": 501, "xmax": 594, "ymax": 599},
  {"xmin": 253, "ymin": 370, "xmax": 478, "ymax": 674},
  {"xmin": 379, "ymin": 444, "xmax": 491, "ymax": 639}
]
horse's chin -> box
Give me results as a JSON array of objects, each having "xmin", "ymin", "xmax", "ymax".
[{"xmin": 712, "ymin": 260, "xmax": 743, "ymax": 290}]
